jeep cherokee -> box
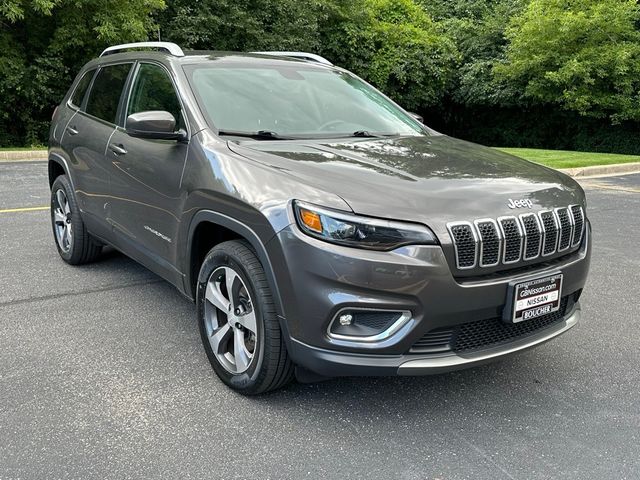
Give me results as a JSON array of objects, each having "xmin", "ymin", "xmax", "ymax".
[{"xmin": 48, "ymin": 42, "xmax": 591, "ymax": 394}]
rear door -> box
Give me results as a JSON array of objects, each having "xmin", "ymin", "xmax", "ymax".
[
  {"xmin": 107, "ymin": 62, "xmax": 189, "ymax": 279},
  {"xmin": 61, "ymin": 62, "xmax": 133, "ymax": 238}
]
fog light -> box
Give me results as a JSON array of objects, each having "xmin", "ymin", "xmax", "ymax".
[{"xmin": 328, "ymin": 309, "xmax": 412, "ymax": 342}]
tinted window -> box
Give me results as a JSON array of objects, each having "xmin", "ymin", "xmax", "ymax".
[
  {"xmin": 85, "ymin": 63, "xmax": 132, "ymax": 123},
  {"xmin": 127, "ymin": 63, "xmax": 182, "ymax": 129},
  {"xmin": 185, "ymin": 64, "xmax": 424, "ymax": 137},
  {"xmin": 70, "ymin": 69, "xmax": 95, "ymax": 108}
]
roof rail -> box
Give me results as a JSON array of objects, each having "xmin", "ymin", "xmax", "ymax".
[
  {"xmin": 100, "ymin": 42, "xmax": 185, "ymax": 58},
  {"xmin": 252, "ymin": 51, "xmax": 333, "ymax": 66}
]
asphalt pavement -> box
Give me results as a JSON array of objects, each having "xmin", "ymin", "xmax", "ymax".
[{"xmin": 1, "ymin": 162, "xmax": 639, "ymax": 479}]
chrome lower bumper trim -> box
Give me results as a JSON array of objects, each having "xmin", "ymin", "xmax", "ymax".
[{"xmin": 398, "ymin": 306, "xmax": 580, "ymax": 375}]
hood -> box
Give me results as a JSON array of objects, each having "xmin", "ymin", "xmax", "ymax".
[{"xmin": 228, "ymin": 135, "xmax": 584, "ymax": 236}]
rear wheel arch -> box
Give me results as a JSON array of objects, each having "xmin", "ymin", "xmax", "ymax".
[{"xmin": 186, "ymin": 211, "xmax": 286, "ymax": 322}]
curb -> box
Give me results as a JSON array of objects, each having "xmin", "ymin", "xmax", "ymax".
[
  {"xmin": 559, "ymin": 162, "xmax": 640, "ymax": 178},
  {"xmin": 0, "ymin": 150, "xmax": 48, "ymax": 162}
]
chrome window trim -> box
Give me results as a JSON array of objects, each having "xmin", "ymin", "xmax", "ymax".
[
  {"xmin": 447, "ymin": 221, "xmax": 478, "ymax": 269},
  {"xmin": 497, "ymin": 215, "xmax": 523, "ymax": 264},
  {"xmin": 473, "ymin": 218, "xmax": 502, "ymax": 268},
  {"xmin": 519, "ymin": 212, "xmax": 542, "ymax": 260}
]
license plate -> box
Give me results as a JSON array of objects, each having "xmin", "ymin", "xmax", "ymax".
[{"xmin": 506, "ymin": 273, "xmax": 563, "ymax": 323}]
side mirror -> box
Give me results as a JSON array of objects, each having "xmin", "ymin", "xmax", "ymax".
[
  {"xmin": 409, "ymin": 112, "xmax": 424, "ymax": 124},
  {"xmin": 126, "ymin": 111, "xmax": 187, "ymax": 141}
]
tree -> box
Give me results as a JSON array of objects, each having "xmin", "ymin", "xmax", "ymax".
[
  {"xmin": 320, "ymin": 0, "xmax": 457, "ymax": 112},
  {"xmin": 495, "ymin": 0, "xmax": 640, "ymax": 123},
  {"xmin": 0, "ymin": 0, "xmax": 165, "ymax": 146},
  {"xmin": 418, "ymin": 0, "xmax": 525, "ymax": 107},
  {"xmin": 158, "ymin": 0, "xmax": 331, "ymax": 52}
]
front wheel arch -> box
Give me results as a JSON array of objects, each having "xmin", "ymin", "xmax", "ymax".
[
  {"xmin": 48, "ymin": 158, "xmax": 67, "ymax": 188},
  {"xmin": 185, "ymin": 211, "xmax": 287, "ymax": 325}
]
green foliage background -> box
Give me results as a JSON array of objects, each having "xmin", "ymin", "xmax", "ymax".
[{"xmin": 1, "ymin": 0, "xmax": 639, "ymax": 153}]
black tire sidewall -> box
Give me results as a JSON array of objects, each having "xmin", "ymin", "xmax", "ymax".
[{"xmin": 196, "ymin": 245, "xmax": 268, "ymax": 392}]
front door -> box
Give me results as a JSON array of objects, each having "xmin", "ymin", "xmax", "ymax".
[{"xmin": 107, "ymin": 62, "xmax": 188, "ymax": 279}]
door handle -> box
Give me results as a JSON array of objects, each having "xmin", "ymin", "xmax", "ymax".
[
  {"xmin": 109, "ymin": 143, "xmax": 127, "ymax": 155},
  {"xmin": 66, "ymin": 125, "xmax": 79, "ymax": 136}
]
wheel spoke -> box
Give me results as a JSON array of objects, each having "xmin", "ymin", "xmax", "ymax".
[
  {"xmin": 205, "ymin": 281, "xmax": 230, "ymax": 312},
  {"xmin": 233, "ymin": 329, "xmax": 251, "ymax": 371},
  {"xmin": 56, "ymin": 190, "xmax": 66, "ymax": 210},
  {"xmin": 61, "ymin": 225, "xmax": 69, "ymax": 248},
  {"xmin": 224, "ymin": 267, "xmax": 239, "ymax": 309},
  {"xmin": 54, "ymin": 209, "xmax": 65, "ymax": 224},
  {"xmin": 67, "ymin": 223, "xmax": 73, "ymax": 243},
  {"xmin": 210, "ymin": 323, "xmax": 232, "ymax": 355},
  {"xmin": 237, "ymin": 309, "xmax": 257, "ymax": 334}
]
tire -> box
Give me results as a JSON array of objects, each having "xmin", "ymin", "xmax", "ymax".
[
  {"xmin": 196, "ymin": 240, "xmax": 294, "ymax": 394},
  {"xmin": 50, "ymin": 175, "xmax": 102, "ymax": 265}
]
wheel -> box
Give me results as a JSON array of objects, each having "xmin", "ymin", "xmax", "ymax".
[
  {"xmin": 196, "ymin": 240, "xmax": 294, "ymax": 394},
  {"xmin": 50, "ymin": 175, "xmax": 102, "ymax": 265}
]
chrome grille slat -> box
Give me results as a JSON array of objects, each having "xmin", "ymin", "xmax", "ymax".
[
  {"xmin": 474, "ymin": 219, "xmax": 501, "ymax": 267},
  {"xmin": 447, "ymin": 222, "xmax": 478, "ymax": 269},
  {"xmin": 448, "ymin": 205, "xmax": 585, "ymax": 271},
  {"xmin": 539, "ymin": 210, "xmax": 559, "ymax": 256},
  {"xmin": 498, "ymin": 216, "xmax": 523, "ymax": 264},
  {"xmin": 555, "ymin": 207, "xmax": 573, "ymax": 252},
  {"xmin": 570, "ymin": 205, "xmax": 584, "ymax": 247},
  {"xmin": 520, "ymin": 213, "xmax": 542, "ymax": 260}
]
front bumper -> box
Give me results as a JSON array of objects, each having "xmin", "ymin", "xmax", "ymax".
[
  {"xmin": 290, "ymin": 304, "xmax": 579, "ymax": 377},
  {"xmin": 266, "ymin": 221, "xmax": 591, "ymax": 376}
]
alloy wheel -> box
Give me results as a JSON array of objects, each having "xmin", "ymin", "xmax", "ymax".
[
  {"xmin": 53, "ymin": 189, "xmax": 73, "ymax": 253},
  {"xmin": 204, "ymin": 266, "xmax": 258, "ymax": 374}
]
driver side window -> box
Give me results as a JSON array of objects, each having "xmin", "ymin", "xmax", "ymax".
[{"xmin": 127, "ymin": 63, "xmax": 184, "ymax": 131}]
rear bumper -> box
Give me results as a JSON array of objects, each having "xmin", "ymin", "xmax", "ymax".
[{"xmin": 290, "ymin": 304, "xmax": 580, "ymax": 377}]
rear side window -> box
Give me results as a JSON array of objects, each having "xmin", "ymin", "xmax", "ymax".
[
  {"xmin": 85, "ymin": 63, "xmax": 132, "ymax": 123},
  {"xmin": 127, "ymin": 63, "xmax": 183, "ymax": 129},
  {"xmin": 70, "ymin": 69, "xmax": 95, "ymax": 108}
]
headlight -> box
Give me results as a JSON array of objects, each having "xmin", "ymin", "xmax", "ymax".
[{"xmin": 293, "ymin": 200, "xmax": 438, "ymax": 250}]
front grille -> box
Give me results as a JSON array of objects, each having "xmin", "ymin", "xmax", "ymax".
[
  {"xmin": 448, "ymin": 223, "xmax": 477, "ymax": 269},
  {"xmin": 499, "ymin": 217, "xmax": 522, "ymax": 263},
  {"xmin": 521, "ymin": 213, "xmax": 542, "ymax": 260},
  {"xmin": 540, "ymin": 211, "xmax": 559, "ymax": 256},
  {"xmin": 556, "ymin": 208, "xmax": 573, "ymax": 251},
  {"xmin": 570, "ymin": 205, "xmax": 584, "ymax": 247},
  {"xmin": 448, "ymin": 205, "xmax": 584, "ymax": 271},
  {"xmin": 410, "ymin": 297, "xmax": 570, "ymax": 354},
  {"xmin": 475, "ymin": 220, "xmax": 500, "ymax": 267}
]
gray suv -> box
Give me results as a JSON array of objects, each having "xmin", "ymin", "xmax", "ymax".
[{"xmin": 48, "ymin": 42, "xmax": 591, "ymax": 394}]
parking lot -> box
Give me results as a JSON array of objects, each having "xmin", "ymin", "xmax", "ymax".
[{"xmin": 1, "ymin": 160, "xmax": 639, "ymax": 479}]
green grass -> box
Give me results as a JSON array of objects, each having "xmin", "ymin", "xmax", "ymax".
[
  {"xmin": 0, "ymin": 146, "xmax": 46, "ymax": 151},
  {"xmin": 496, "ymin": 148, "xmax": 640, "ymax": 169}
]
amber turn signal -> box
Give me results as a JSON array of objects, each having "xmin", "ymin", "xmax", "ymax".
[{"xmin": 299, "ymin": 208, "xmax": 323, "ymax": 233}]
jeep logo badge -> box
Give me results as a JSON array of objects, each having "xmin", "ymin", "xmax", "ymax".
[{"xmin": 507, "ymin": 198, "xmax": 533, "ymax": 209}]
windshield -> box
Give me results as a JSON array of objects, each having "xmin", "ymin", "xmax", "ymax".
[{"xmin": 184, "ymin": 62, "xmax": 426, "ymax": 139}]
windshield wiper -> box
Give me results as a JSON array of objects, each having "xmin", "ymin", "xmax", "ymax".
[
  {"xmin": 349, "ymin": 130, "xmax": 403, "ymax": 138},
  {"xmin": 217, "ymin": 129, "xmax": 290, "ymax": 140}
]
